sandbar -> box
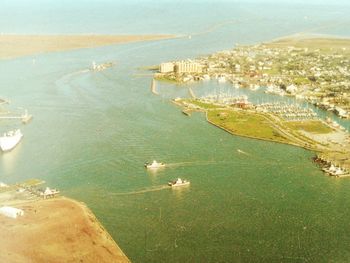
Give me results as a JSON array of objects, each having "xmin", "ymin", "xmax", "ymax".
[{"xmin": 0, "ymin": 34, "xmax": 175, "ymax": 59}]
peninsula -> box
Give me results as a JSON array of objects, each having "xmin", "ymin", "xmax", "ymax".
[
  {"xmin": 0, "ymin": 180, "xmax": 130, "ymax": 263},
  {"xmin": 0, "ymin": 34, "xmax": 175, "ymax": 59},
  {"xmin": 156, "ymin": 35, "xmax": 350, "ymax": 177}
]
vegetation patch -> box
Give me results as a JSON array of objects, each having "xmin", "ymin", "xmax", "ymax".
[
  {"xmin": 286, "ymin": 120, "xmax": 333, "ymax": 134},
  {"xmin": 207, "ymin": 109, "xmax": 289, "ymax": 143}
]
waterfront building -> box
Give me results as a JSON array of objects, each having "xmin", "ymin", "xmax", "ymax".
[
  {"xmin": 175, "ymin": 61, "xmax": 202, "ymax": 74},
  {"xmin": 160, "ymin": 62, "xmax": 175, "ymax": 73},
  {"xmin": 286, "ymin": 84, "xmax": 298, "ymax": 94}
]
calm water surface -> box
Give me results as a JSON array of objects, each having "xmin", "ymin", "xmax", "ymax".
[{"xmin": 1, "ymin": 1, "xmax": 350, "ymax": 262}]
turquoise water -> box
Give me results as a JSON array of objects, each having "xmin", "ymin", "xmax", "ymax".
[{"xmin": 1, "ymin": 1, "xmax": 350, "ymax": 262}]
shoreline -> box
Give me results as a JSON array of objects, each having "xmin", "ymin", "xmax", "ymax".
[
  {"xmin": 0, "ymin": 187, "xmax": 130, "ymax": 263},
  {"xmin": 205, "ymin": 111, "xmax": 308, "ymax": 150},
  {"xmin": 267, "ymin": 32, "xmax": 350, "ymax": 43},
  {"xmin": 173, "ymin": 98, "xmax": 350, "ymax": 177},
  {"xmin": 0, "ymin": 34, "xmax": 177, "ymax": 60}
]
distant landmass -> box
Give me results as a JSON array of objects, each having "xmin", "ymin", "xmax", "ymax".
[{"xmin": 0, "ymin": 34, "xmax": 175, "ymax": 59}]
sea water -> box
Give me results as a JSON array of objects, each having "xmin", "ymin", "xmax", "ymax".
[{"xmin": 1, "ymin": 1, "xmax": 350, "ymax": 262}]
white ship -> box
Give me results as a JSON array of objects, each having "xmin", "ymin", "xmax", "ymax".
[
  {"xmin": 0, "ymin": 129, "xmax": 23, "ymax": 151},
  {"xmin": 144, "ymin": 160, "xmax": 165, "ymax": 169},
  {"xmin": 168, "ymin": 178, "xmax": 190, "ymax": 187}
]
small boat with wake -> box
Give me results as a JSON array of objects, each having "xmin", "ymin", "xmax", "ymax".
[
  {"xmin": 168, "ymin": 178, "xmax": 190, "ymax": 187},
  {"xmin": 145, "ymin": 160, "xmax": 165, "ymax": 169}
]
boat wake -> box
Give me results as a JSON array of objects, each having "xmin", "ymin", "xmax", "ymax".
[
  {"xmin": 237, "ymin": 149, "xmax": 250, "ymax": 156},
  {"xmin": 108, "ymin": 185, "xmax": 169, "ymax": 196},
  {"xmin": 56, "ymin": 69, "xmax": 90, "ymax": 86},
  {"xmin": 165, "ymin": 160, "xmax": 217, "ymax": 168}
]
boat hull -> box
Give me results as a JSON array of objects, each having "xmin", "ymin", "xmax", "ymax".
[{"xmin": 0, "ymin": 130, "xmax": 23, "ymax": 151}]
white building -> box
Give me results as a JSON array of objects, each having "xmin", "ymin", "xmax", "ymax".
[
  {"xmin": 0, "ymin": 206, "xmax": 24, "ymax": 219},
  {"xmin": 286, "ymin": 84, "xmax": 298, "ymax": 94},
  {"xmin": 175, "ymin": 61, "xmax": 202, "ymax": 74},
  {"xmin": 160, "ymin": 62, "xmax": 175, "ymax": 73}
]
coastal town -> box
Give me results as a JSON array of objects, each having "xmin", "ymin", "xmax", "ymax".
[
  {"xmin": 155, "ymin": 37, "xmax": 350, "ymax": 179},
  {"xmin": 156, "ymin": 37, "xmax": 350, "ymax": 119}
]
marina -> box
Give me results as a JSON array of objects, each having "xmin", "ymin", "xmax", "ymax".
[{"xmin": 256, "ymin": 102, "xmax": 318, "ymax": 121}]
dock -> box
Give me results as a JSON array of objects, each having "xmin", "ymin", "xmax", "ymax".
[
  {"xmin": 188, "ymin": 87, "xmax": 196, "ymax": 99},
  {"xmin": 182, "ymin": 109, "xmax": 192, "ymax": 116},
  {"xmin": 0, "ymin": 109, "xmax": 33, "ymax": 124},
  {"xmin": 314, "ymin": 154, "xmax": 350, "ymax": 178}
]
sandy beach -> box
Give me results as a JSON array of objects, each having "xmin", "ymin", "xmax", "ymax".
[
  {"xmin": 0, "ymin": 194, "xmax": 130, "ymax": 263},
  {"xmin": 0, "ymin": 34, "xmax": 175, "ymax": 59}
]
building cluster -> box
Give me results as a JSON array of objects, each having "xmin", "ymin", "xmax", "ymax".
[
  {"xmin": 314, "ymin": 155, "xmax": 350, "ymax": 177},
  {"xmin": 160, "ymin": 61, "xmax": 202, "ymax": 74},
  {"xmin": 157, "ymin": 44, "xmax": 350, "ymax": 119},
  {"xmin": 198, "ymin": 94, "xmax": 251, "ymax": 108}
]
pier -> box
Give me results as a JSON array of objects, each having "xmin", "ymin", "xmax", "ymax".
[
  {"xmin": 151, "ymin": 78, "xmax": 159, "ymax": 95},
  {"xmin": 0, "ymin": 109, "xmax": 33, "ymax": 124},
  {"xmin": 314, "ymin": 154, "xmax": 350, "ymax": 178}
]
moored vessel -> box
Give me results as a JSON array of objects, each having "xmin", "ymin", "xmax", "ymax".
[{"xmin": 0, "ymin": 129, "xmax": 23, "ymax": 151}]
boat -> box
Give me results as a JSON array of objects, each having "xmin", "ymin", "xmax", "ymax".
[
  {"xmin": 145, "ymin": 160, "xmax": 165, "ymax": 169},
  {"xmin": 91, "ymin": 61, "xmax": 113, "ymax": 72},
  {"xmin": 0, "ymin": 129, "xmax": 23, "ymax": 151},
  {"xmin": 168, "ymin": 178, "xmax": 190, "ymax": 187}
]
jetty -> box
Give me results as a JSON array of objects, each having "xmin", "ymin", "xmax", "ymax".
[
  {"xmin": 0, "ymin": 98, "xmax": 9, "ymax": 105},
  {"xmin": 151, "ymin": 78, "xmax": 159, "ymax": 95},
  {"xmin": 188, "ymin": 87, "xmax": 196, "ymax": 99},
  {"xmin": 0, "ymin": 109, "xmax": 33, "ymax": 124}
]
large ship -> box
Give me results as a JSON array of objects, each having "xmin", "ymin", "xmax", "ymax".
[{"xmin": 0, "ymin": 129, "xmax": 23, "ymax": 151}]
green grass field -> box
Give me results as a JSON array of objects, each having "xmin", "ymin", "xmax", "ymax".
[
  {"xmin": 187, "ymin": 99, "xmax": 220, "ymax": 109},
  {"xmin": 207, "ymin": 109, "xmax": 290, "ymax": 143},
  {"xmin": 286, "ymin": 120, "xmax": 333, "ymax": 134}
]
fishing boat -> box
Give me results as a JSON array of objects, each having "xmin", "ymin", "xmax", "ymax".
[
  {"xmin": 91, "ymin": 61, "xmax": 113, "ymax": 72},
  {"xmin": 168, "ymin": 178, "xmax": 190, "ymax": 187},
  {"xmin": 0, "ymin": 129, "xmax": 23, "ymax": 151},
  {"xmin": 145, "ymin": 160, "xmax": 165, "ymax": 169}
]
